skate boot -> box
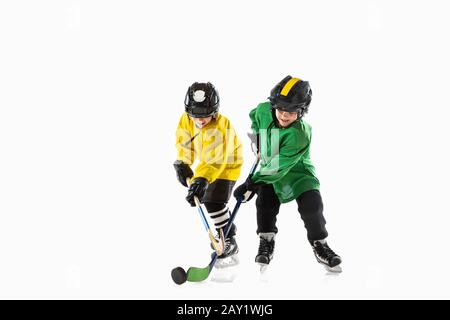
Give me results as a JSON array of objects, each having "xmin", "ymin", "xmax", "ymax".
[
  {"xmin": 255, "ymin": 232, "xmax": 275, "ymax": 272},
  {"xmin": 310, "ymin": 239, "xmax": 342, "ymax": 273},
  {"xmin": 213, "ymin": 224, "xmax": 239, "ymax": 268}
]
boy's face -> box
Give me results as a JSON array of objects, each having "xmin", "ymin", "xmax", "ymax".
[
  {"xmin": 275, "ymin": 109, "xmax": 298, "ymax": 127},
  {"xmin": 191, "ymin": 116, "xmax": 213, "ymax": 128}
]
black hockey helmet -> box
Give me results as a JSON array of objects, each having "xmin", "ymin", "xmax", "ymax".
[
  {"xmin": 269, "ymin": 76, "xmax": 312, "ymax": 117},
  {"xmin": 184, "ymin": 82, "xmax": 219, "ymax": 118}
]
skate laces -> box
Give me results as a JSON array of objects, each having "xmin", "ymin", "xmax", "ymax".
[
  {"xmin": 314, "ymin": 242, "xmax": 336, "ymax": 260},
  {"xmin": 215, "ymin": 234, "xmax": 232, "ymax": 255},
  {"xmin": 258, "ymin": 237, "xmax": 274, "ymax": 256},
  {"xmin": 223, "ymin": 237, "xmax": 231, "ymax": 253}
]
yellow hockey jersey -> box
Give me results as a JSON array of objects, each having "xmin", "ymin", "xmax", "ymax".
[{"xmin": 175, "ymin": 113, "xmax": 243, "ymax": 183}]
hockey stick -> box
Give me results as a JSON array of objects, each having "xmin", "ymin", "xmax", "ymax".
[
  {"xmin": 181, "ymin": 131, "xmax": 225, "ymax": 255},
  {"xmin": 171, "ymin": 155, "xmax": 260, "ymax": 284},
  {"xmin": 188, "ymin": 179, "xmax": 225, "ymax": 256},
  {"xmin": 184, "ymin": 201, "xmax": 242, "ymax": 282}
]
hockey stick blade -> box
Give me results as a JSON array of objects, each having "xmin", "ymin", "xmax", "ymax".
[
  {"xmin": 185, "ymin": 202, "xmax": 240, "ymax": 282},
  {"xmin": 186, "ymin": 257, "xmax": 217, "ymax": 282}
]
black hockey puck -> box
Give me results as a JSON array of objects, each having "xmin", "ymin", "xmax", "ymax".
[{"xmin": 171, "ymin": 267, "xmax": 187, "ymax": 285}]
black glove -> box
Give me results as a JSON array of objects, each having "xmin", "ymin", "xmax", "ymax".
[
  {"xmin": 173, "ymin": 160, "xmax": 193, "ymax": 187},
  {"xmin": 233, "ymin": 176, "xmax": 259, "ymax": 202},
  {"xmin": 186, "ymin": 177, "xmax": 209, "ymax": 207}
]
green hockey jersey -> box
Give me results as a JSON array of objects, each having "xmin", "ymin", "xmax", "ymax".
[{"xmin": 250, "ymin": 102, "xmax": 320, "ymax": 203}]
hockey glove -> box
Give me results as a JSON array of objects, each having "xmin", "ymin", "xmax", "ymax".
[
  {"xmin": 186, "ymin": 177, "xmax": 209, "ymax": 207},
  {"xmin": 173, "ymin": 160, "xmax": 193, "ymax": 187},
  {"xmin": 233, "ymin": 176, "xmax": 259, "ymax": 203}
]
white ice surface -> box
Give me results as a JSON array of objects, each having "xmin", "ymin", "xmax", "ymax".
[{"xmin": 1, "ymin": 0, "xmax": 450, "ymax": 299}]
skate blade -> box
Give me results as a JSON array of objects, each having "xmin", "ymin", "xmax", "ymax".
[
  {"xmin": 257, "ymin": 263, "xmax": 270, "ymax": 282},
  {"xmin": 215, "ymin": 255, "xmax": 239, "ymax": 269},
  {"xmin": 257, "ymin": 263, "xmax": 269, "ymax": 273},
  {"xmin": 325, "ymin": 265, "xmax": 342, "ymax": 273}
]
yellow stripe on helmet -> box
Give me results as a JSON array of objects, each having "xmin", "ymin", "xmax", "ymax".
[{"xmin": 280, "ymin": 77, "xmax": 301, "ymax": 96}]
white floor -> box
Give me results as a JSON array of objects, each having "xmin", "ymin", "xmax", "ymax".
[{"xmin": 1, "ymin": 0, "xmax": 450, "ymax": 299}]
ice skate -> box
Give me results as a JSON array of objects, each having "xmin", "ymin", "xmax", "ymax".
[
  {"xmin": 209, "ymin": 224, "xmax": 239, "ymax": 268},
  {"xmin": 310, "ymin": 239, "xmax": 342, "ymax": 273},
  {"xmin": 255, "ymin": 233, "xmax": 275, "ymax": 273},
  {"xmin": 214, "ymin": 235, "xmax": 239, "ymax": 268}
]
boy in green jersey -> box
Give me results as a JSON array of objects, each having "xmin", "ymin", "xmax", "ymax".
[{"xmin": 234, "ymin": 76, "xmax": 342, "ymax": 272}]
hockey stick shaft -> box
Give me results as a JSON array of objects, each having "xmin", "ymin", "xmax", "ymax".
[
  {"xmin": 209, "ymin": 155, "xmax": 260, "ymax": 266},
  {"xmin": 187, "ymin": 179, "xmax": 224, "ymax": 255},
  {"xmin": 186, "ymin": 155, "xmax": 260, "ymax": 282}
]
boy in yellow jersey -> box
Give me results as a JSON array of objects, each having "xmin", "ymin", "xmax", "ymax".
[{"xmin": 174, "ymin": 82, "xmax": 243, "ymax": 263}]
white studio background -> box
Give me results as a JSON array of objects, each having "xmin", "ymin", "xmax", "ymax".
[{"xmin": 0, "ymin": 0, "xmax": 449, "ymax": 299}]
